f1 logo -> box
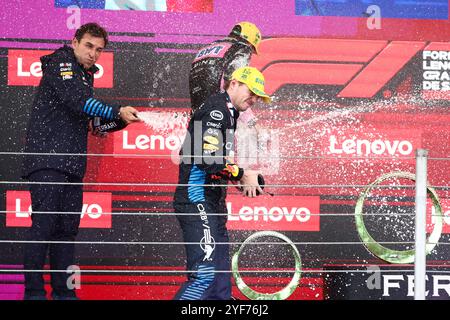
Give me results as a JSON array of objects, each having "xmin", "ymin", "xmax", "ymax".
[{"xmin": 251, "ymin": 38, "xmax": 434, "ymax": 98}]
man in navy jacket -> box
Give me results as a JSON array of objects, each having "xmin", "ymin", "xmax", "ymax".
[{"xmin": 22, "ymin": 22, "xmax": 140, "ymax": 300}]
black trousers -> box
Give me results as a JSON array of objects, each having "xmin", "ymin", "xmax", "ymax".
[
  {"xmin": 24, "ymin": 169, "xmax": 82, "ymax": 298},
  {"xmin": 173, "ymin": 201, "xmax": 231, "ymax": 300}
]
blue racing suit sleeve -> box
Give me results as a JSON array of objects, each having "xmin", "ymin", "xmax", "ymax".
[{"xmin": 43, "ymin": 58, "xmax": 120, "ymax": 121}]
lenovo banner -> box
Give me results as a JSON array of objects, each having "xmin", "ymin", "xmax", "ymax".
[
  {"xmin": 324, "ymin": 128, "xmax": 421, "ymax": 158},
  {"xmin": 5, "ymin": 191, "xmax": 112, "ymax": 228},
  {"xmin": 227, "ymin": 195, "xmax": 320, "ymax": 231},
  {"xmin": 113, "ymin": 112, "xmax": 188, "ymax": 158},
  {"xmin": 7, "ymin": 49, "xmax": 114, "ymax": 88}
]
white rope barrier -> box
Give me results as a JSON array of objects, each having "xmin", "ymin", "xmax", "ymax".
[
  {"xmin": 0, "ymin": 151, "xmax": 422, "ymax": 160},
  {"xmin": 0, "ymin": 210, "xmax": 441, "ymax": 217},
  {"xmin": 0, "ymin": 240, "xmax": 445, "ymax": 245},
  {"xmin": 2, "ymin": 151, "xmax": 449, "ymax": 161},
  {"xmin": 3, "ymin": 181, "xmax": 449, "ymax": 189},
  {"xmin": 0, "ymin": 268, "xmax": 448, "ymax": 274}
]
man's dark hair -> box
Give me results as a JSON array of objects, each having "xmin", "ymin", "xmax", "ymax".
[{"xmin": 74, "ymin": 23, "xmax": 109, "ymax": 47}]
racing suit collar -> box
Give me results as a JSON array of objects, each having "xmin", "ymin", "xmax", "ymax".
[{"xmin": 224, "ymin": 91, "xmax": 237, "ymax": 114}]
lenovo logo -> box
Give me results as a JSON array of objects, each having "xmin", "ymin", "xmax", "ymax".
[
  {"xmin": 114, "ymin": 119, "xmax": 187, "ymax": 158},
  {"xmin": 227, "ymin": 195, "xmax": 320, "ymax": 231},
  {"xmin": 122, "ymin": 131, "xmax": 183, "ymax": 151},
  {"xmin": 5, "ymin": 191, "xmax": 112, "ymax": 228},
  {"xmin": 7, "ymin": 49, "xmax": 114, "ymax": 88},
  {"xmin": 329, "ymin": 135, "xmax": 413, "ymax": 156},
  {"xmin": 324, "ymin": 129, "xmax": 421, "ymax": 158}
]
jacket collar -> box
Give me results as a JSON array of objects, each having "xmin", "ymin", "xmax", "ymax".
[
  {"xmin": 224, "ymin": 92, "xmax": 237, "ymax": 113},
  {"xmin": 223, "ymin": 91, "xmax": 239, "ymax": 122}
]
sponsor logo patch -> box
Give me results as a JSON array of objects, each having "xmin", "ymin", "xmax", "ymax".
[
  {"xmin": 210, "ymin": 110, "xmax": 224, "ymax": 121},
  {"xmin": 203, "ymin": 135, "xmax": 219, "ymax": 145}
]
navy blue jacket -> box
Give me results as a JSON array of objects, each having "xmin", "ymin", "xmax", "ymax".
[
  {"xmin": 174, "ymin": 92, "xmax": 244, "ymax": 205},
  {"xmin": 22, "ymin": 45, "xmax": 121, "ymax": 179}
]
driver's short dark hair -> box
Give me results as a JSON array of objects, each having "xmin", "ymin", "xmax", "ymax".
[{"xmin": 74, "ymin": 22, "xmax": 108, "ymax": 47}]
